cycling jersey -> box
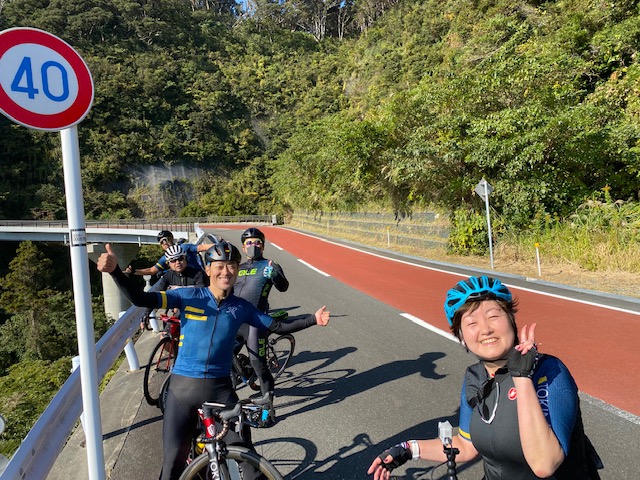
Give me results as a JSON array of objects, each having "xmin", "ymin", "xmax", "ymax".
[
  {"xmin": 234, "ymin": 256, "xmax": 289, "ymax": 313},
  {"xmin": 111, "ymin": 267, "xmax": 314, "ymax": 379},
  {"xmin": 155, "ymin": 266, "xmax": 208, "ymax": 290},
  {"xmin": 458, "ymin": 355, "xmax": 585, "ymax": 479},
  {"xmin": 154, "ymin": 243, "xmax": 205, "ymax": 273}
]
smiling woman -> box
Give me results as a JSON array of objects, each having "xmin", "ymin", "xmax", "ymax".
[{"xmin": 368, "ymin": 275, "xmax": 603, "ymax": 480}]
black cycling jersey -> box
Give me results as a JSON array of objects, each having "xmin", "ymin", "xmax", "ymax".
[
  {"xmin": 234, "ymin": 256, "xmax": 288, "ymax": 313},
  {"xmin": 155, "ymin": 266, "xmax": 208, "ymax": 290},
  {"xmin": 233, "ymin": 255, "xmax": 289, "ymax": 396}
]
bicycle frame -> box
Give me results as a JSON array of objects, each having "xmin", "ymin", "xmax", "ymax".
[
  {"xmin": 193, "ymin": 398, "xmax": 268, "ymax": 477},
  {"xmin": 231, "ymin": 332, "xmax": 295, "ymax": 392}
]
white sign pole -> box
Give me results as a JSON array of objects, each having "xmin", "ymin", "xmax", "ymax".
[
  {"xmin": 60, "ymin": 126, "xmax": 106, "ymax": 480},
  {"xmin": 483, "ymin": 180, "xmax": 494, "ymax": 269}
]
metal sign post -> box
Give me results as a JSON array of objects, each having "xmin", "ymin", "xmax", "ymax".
[
  {"xmin": 474, "ymin": 178, "xmax": 495, "ymax": 269},
  {"xmin": 0, "ymin": 28, "xmax": 105, "ymax": 480}
]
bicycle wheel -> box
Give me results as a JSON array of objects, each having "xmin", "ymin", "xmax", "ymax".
[
  {"xmin": 143, "ymin": 336, "xmax": 176, "ymax": 406},
  {"xmin": 179, "ymin": 446, "xmax": 284, "ymax": 480},
  {"xmin": 267, "ymin": 334, "xmax": 295, "ymax": 381},
  {"xmin": 158, "ymin": 374, "xmax": 171, "ymax": 413}
]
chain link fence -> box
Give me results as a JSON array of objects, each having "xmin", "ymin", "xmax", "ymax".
[{"xmin": 288, "ymin": 211, "xmax": 450, "ymax": 250}]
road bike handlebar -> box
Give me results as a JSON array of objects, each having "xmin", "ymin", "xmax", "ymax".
[{"xmin": 198, "ymin": 393, "xmax": 272, "ymax": 443}]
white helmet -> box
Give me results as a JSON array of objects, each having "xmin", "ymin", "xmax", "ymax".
[{"xmin": 165, "ymin": 245, "xmax": 184, "ymax": 261}]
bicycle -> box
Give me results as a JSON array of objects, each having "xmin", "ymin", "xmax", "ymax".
[
  {"xmin": 178, "ymin": 394, "xmax": 285, "ymax": 480},
  {"xmin": 143, "ymin": 312, "xmax": 180, "ymax": 407},
  {"xmin": 230, "ymin": 311, "xmax": 295, "ymax": 391}
]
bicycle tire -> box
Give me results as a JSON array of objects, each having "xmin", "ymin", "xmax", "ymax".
[
  {"xmin": 143, "ymin": 336, "xmax": 176, "ymax": 406},
  {"xmin": 158, "ymin": 374, "xmax": 171, "ymax": 413},
  {"xmin": 267, "ymin": 334, "xmax": 295, "ymax": 381},
  {"xmin": 179, "ymin": 445, "xmax": 284, "ymax": 480},
  {"xmin": 230, "ymin": 355, "xmax": 245, "ymax": 391}
]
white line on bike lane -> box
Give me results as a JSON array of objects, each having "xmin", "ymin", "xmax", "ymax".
[{"xmin": 297, "ymin": 259, "xmax": 330, "ymax": 276}]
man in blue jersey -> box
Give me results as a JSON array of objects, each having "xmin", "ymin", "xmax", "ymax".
[
  {"xmin": 97, "ymin": 240, "xmax": 330, "ymax": 480},
  {"xmin": 367, "ymin": 276, "xmax": 602, "ymax": 480},
  {"xmin": 233, "ymin": 227, "xmax": 289, "ymax": 426}
]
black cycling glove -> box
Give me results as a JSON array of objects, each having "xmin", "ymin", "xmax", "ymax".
[
  {"xmin": 377, "ymin": 442, "xmax": 412, "ymax": 471},
  {"xmin": 506, "ymin": 345, "xmax": 538, "ymax": 378}
]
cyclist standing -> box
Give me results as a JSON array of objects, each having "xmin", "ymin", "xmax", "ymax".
[
  {"xmin": 97, "ymin": 240, "xmax": 331, "ymax": 480},
  {"xmin": 367, "ymin": 276, "xmax": 602, "ymax": 480},
  {"xmin": 233, "ymin": 227, "xmax": 288, "ymax": 426}
]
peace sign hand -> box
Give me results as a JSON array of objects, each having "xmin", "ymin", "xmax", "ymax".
[
  {"xmin": 506, "ymin": 323, "xmax": 539, "ymax": 378},
  {"xmin": 516, "ymin": 323, "xmax": 538, "ymax": 355}
]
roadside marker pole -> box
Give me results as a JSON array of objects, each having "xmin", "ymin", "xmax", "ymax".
[
  {"xmin": 535, "ymin": 242, "xmax": 542, "ymax": 276},
  {"xmin": 475, "ymin": 178, "xmax": 495, "ymax": 269}
]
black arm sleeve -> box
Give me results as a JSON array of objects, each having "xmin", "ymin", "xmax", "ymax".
[
  {"xmin": 272, "ymin": 263, "xmax": 289, "ymax": 292},
  {"xmin": 268, "ymin": 314, "xmax": 315, "ymax": 334},
  {"xmin": 195, "ymin": 270, "xmax": 207, "ymax": 288},
  {"xmin": 110, "ymin": 266, "xmax": 162, "ymax": 309}
]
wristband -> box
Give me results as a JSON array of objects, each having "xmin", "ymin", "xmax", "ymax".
[{"xmin": 408, "ymin": 440, "xmax": 420, "ymax": 459}]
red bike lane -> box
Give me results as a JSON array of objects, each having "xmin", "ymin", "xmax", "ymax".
[{"xmin": 211, "ymin": 225, "xmax": 640, "ymax": 416}]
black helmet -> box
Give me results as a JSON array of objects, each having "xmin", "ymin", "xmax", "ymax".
[
  {"xmin": 204, "ymin": 241, "xmax": 241, "ymax": 264},
  {"xmin": 157, "ymin": 230, "xmax": 174, "ymax": 243},
  {"xmin": 241, "ymin": 227, "xmax": 265, "ymax": 244}
]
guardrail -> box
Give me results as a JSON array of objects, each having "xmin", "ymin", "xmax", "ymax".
[
  {"xmin": 0, "ymin": 214, "xmax": 277, "ymax": 230},
  {"xmin": 0, "ymin": 220, "xmax": 232, "ymax": 479},
  {"xmin": 0, "ymin": 301, "xmax": 150, "ymax": 480}
]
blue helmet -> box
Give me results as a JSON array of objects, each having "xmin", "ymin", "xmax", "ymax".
[{"xmin": 444, "ymin": 276, "xmax": 512, "ymax": 325}]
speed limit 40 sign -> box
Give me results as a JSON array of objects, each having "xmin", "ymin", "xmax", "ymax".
[{"xmin": 0, "ymin": 27, "xmax": 94, "ymax": 131}]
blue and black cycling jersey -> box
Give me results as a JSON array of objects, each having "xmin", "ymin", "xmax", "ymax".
[
  {"xmin": 458, "ymin": 355, "xmax": 583, "ymax": 479},
  {"xmin": 110, "ymin": 267, "xmax": 315, "ymax": 379}
]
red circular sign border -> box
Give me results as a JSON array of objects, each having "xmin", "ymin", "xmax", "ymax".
[{"xmin": 0, "ymin": 27, "xmax": 93, "ymax": 131}]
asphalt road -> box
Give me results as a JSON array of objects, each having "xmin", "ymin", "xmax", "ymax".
[{"xmin": 50, "ymin": 225, "xmax": 640, "ymax": 479}]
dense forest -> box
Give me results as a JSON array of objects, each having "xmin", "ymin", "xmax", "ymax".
[
  {"xmin": 1, "ymin": 0, "xmax": 639, "ymax": 227},
  {"xmin": 1, "ymin": 0, "xmax": 640, "ymax": 455}
]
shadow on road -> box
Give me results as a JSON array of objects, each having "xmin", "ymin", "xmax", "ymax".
[{"xmin": 275, "ymin": 350, "xmax": 447, "ymax": 421}]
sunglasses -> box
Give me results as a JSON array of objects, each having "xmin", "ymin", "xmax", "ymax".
[
  {"xmin": 244, "ymin": 240, "xmax": 263, "ymax": 247},
  {"xmin": 169, "ymin": 256, "xmax": 186, "ymax": 263},
  {"xmin": 159, "ymin": 238, "xmax": 172, "ymax": 246}
]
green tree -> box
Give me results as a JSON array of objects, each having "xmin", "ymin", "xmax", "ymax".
[
  {"xmin": 0, "ymin": 242, "xmax": 110, "ymax": 373},
  {"xmin": 0, "ymin": 358, "xmax": 72, "ymax": 457}
]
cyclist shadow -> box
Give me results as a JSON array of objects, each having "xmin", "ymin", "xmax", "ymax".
[
  {"xmin": 275, "ymin": 351, "xmax": 446, "ymax": 421},
  {"xmin": 255, "ymin": 417, "xmax": 481, "ymax": 479}
]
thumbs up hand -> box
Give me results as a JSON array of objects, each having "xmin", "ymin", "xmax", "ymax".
[
  {"xmin": 263, "ymin": 261, "xmax": 274, "ymax": 279},
  {"xmin": 97, "ymin": 243, "xmax": 119, "ymax": 273},
  {"xmin": 314, "ymin": 305, "xmax": 330, "ymax": 326}
]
